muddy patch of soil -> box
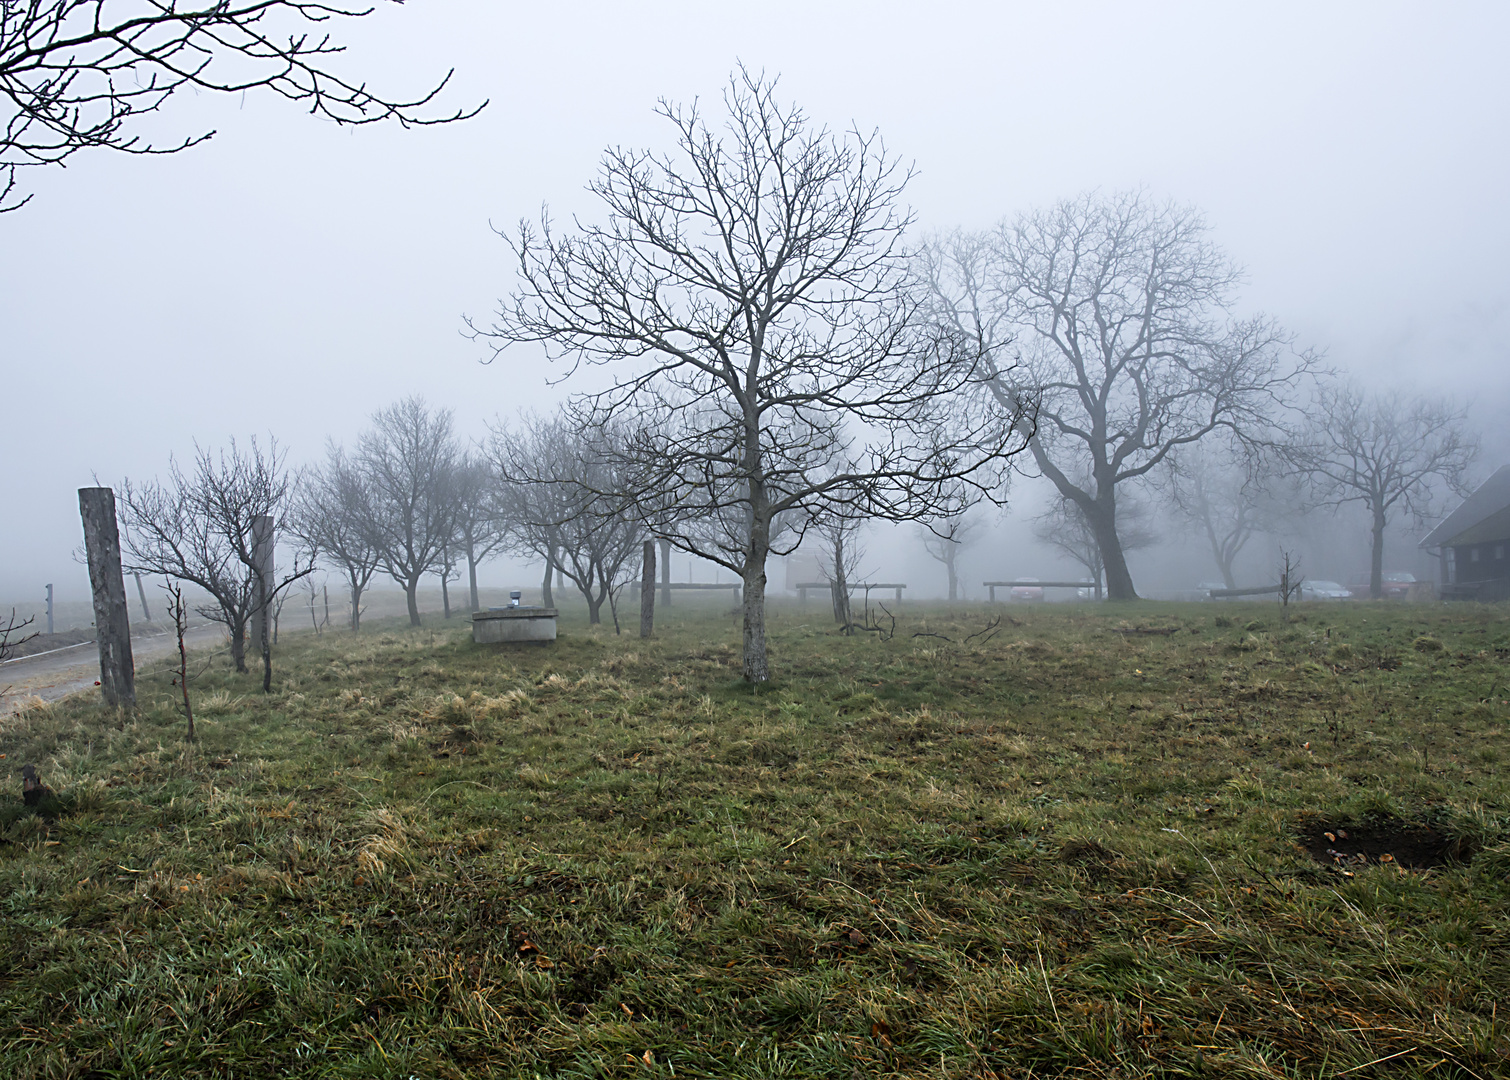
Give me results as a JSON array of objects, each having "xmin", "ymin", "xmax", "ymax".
[{"xmin": 1298, "ymin": 816, "xmax": 1466, "ymax": 870}]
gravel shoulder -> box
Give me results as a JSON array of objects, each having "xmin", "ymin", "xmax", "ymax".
[{"xmin": 1, "ymin": 624, "xmax": 225, "ymax": 713}]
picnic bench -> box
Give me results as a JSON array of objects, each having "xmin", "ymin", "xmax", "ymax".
[{"xmin": 795, "ymin": 581, "xmax": 907, "ymax": 604}]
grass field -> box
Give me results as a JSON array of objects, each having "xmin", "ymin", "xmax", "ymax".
[{"xmin": 2, "ymin": 600, "xmax": 1508, "ymax": 1079}]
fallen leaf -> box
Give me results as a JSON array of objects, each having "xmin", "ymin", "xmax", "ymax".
[
  {"xmin": 535, "ymin": 957, "xmax": 554, "ymax": 969},
  {"xmin": 1324, "ymin": 831, "xmax": 1336, "ymax": 842},
  {"xmin": 849, "ymin": 928, "xmax": 868, "ymax": 947},
  {"xmin": 871, "ymin": 1020, "xmax": 893, "ymax": 1047},
  {"xmin": 1337, "ymin": 829, "xmax": 1349, "ymax": 840},
  {"xmin": 642, "ymin": 1050, "xmax": 654, "ymax": 1066},
  {"xmin": 517, "ymin": 938, "xmax": 539, "ymax": 955},
  {"xmin": 621, "ymin": 1002, "xmax": 634, "ymax": 1018},
  {"xmin": 1380, "ymin": 853, "xmax": 1394, "ymax": 863}
]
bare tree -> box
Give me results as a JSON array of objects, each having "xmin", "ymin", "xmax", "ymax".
[
  {"xmin": 1164, "ymin": 440, "xmax": 1285, "ymax": 589},
  {"xmin": 1292, "ymin": 382, "xmax": 1478, "ymax": 598},
  {"xmin": 355, "ymin": 396, "xmax": 463, "ymax": 627},
  {"xmin": 918, "ymin": 511, "xmax": 981, "ymax": 602},
  {"xmin": 118, "ymin": 437, "xmax": 311, "ymax": 674},
  {"xmin": 0, "ymin": 608, "xmax": 36, "ymax": 661},
  {"xmin": 817, "ymin": 513, "xmax": 867, "ymax": 628},
  {"xmin": 488, "ymin": 414, "xmax": 642, "ymax": 626},
  {"xmin": 0, "ymin": 0, "xmax": 482, "ymax": 212},
  {"xmin": 921, "ymin": 194, "xmax": 1312, "ymax": 600},
  {"xmin": 473, "ymin": 69, "xmax": 1027, "ymax": 681},
  {"xmin": 289, "ymin": 445, "xmax": 380, "ymax": 632},
  {"xmin": 452, "ymin": 456, "xmax": 509, "ymax": 615},
  {"xmin": 1032, "ymin": 484, "xmax": 1157, "ymax": 600}
]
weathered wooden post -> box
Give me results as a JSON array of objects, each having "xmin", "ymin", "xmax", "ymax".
[
  {"xmin": 133, "ymin": 572, "xmax": 152, "ymax": 622},
  {"xmin": 640, "ymin": 539, "xmax": 656, "ymax": 638},
  {"xmin": 660, "ymin": 537, "xmax": 672, "ymax": 608},
  {"xmin": 45, "ymin": 583, "xmax": 53, "ymax": 635},
  {"xmin": 251, "ymin": 514, "xmax": 275, "ymax": 690},
  {"xmin": 78, "ymin": 487, "xmax": 135, "ymax": 708}
]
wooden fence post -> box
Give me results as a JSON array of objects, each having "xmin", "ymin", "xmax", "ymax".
[
  {"xmin": 78, "ymin": 487, "xmax": 135, "ymax": 708},
  {"xmin": 45, "ymin": 583, "xmax": 53, "ymax": 635},
  {"xmin": 251, "ymin": 515, "xmax": 275, "ymax": 683},
  {"xmin": 659, "ymin": 537, "xmax": 672, "ymax": 608},
  {"xmin": 133, "ymin": 572, "xmax": 152, "ymax": 622},
  {"xmin": 640, "ymin": 540, "xmax": 656, "ymax": 638}
]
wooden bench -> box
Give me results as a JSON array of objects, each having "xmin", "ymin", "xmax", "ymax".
[{"xmin": 795, "ymin": 582, "xmax": 906, "ymax": 603}]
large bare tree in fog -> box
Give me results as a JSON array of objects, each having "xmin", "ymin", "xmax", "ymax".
[
  {"xmin": 0, "ymin": 1, "xmax": 482, "ymax": 211},
  {"xmin": 488, "ymin": 414, "xmax": 642, "ymax": 626},
  {"xmin": 289, "ymin": 446, "xmax": 380, "ymax": 632},
  {"xmin": 356, "ymin": 397, "xmax": 462, "ymax": 627},
  {"xmin": 119, "ymin": 437, "xmax": 310, "ymax": 673},
  {"xmin": 475, "ymin": 69, "xmax": 1025, "ymax": 681},
  {"xmin": 1293, "ymin": 382, "xmax": 1477, "ymax": 598},
  {"xmin": 922, "ymin": 194, "xmax": 1311, "ymax": 600}
]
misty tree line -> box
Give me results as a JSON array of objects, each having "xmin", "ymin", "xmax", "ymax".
[{"xmin": 107, "ymin": 69, "xmax": 1481, "ymax": 684}]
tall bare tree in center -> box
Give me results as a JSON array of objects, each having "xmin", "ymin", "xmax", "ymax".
[
  {"xmin": 922, "ymin": 195, "xmax": 1312, "ymax": 600},
  {"xmin": 356, "ymin": 397, "xmax": 462, "ymax": 627},
  {"xmin": 473, "ymin": 69, "xmax": 1026, "ymax": 681}
]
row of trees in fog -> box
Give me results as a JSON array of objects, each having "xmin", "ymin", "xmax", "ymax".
[{"xmin": 109, "ymin": 69, "xmax": 1481, "ymax": 684}]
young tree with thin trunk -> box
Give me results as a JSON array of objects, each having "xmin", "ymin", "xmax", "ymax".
[
  {"xmin": 1291, "ymin": 382, "xmax": 1478, "ymax": 598},
  {"xmin": 452, "ymin": 457, "xmax": 509, "ymax": 614},
  {"xmin": 0, "ymin": 1, "xmax": 482, "ymax": 212},
  {"xmin": 473, "ymin": 69, "xmax": 1026, "ymax": 681},
  {"xmin": 118, "ymin": 437, "xmax": 311, "ymax": 674},
  {"xmin": 1164, "ymin": 441, "xmax": 1282, "ymax": 589},
  {"xmin": 356, "ymin": 397, "xmax": 463, "ymax": 627},
  {"xmin": 289, "ymin": 446, "xmax": 381, "ymax": 632},
  {"xmin": 921, "ymin": 195, "xmax": 1312, "ymax": 601},
  {"xmin": 918, "ymin": 511, "xmax": 981, "ymax": 602}
]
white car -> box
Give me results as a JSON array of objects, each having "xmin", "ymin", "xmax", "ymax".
[{"xmin": 1301, "ymin": 579, "xmax": 1351, "ymax": 601}]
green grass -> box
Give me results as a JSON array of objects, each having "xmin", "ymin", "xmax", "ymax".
[{"xmin": 2, "ymin": 601, "xmax": 1508, "ymax": 1078}]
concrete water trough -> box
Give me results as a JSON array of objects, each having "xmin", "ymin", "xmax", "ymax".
[{"xmin": 472, "ymin": 607, "xmax": 558, "ymax": 645}]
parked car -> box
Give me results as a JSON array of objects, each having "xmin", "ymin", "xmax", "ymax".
[
  {"xmin": 1346, "ymin": 572, "xmax": 1417, "ymax": 599},
  {"xmin": 1010, "ymin": 577, "xmax": 1044, "ymax": 601},
  {"xmin": 1301, "ymin": 579, "xmax": 1351, "ymax": 601},
  {"xmin": 1076, "ymin": 579, "xmax": 1099, "ymax": 600}
]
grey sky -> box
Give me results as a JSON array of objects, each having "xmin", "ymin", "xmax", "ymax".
[{"xmin": 3, "ymin": 1, "xmax": 1507, "ymax": 600}]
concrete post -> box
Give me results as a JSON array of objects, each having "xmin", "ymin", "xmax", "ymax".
[{"xmin": 78, "ymin": 487, "xmax": 135, "ymax": 708}]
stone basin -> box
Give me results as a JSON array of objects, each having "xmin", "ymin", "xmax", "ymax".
[{"xmin": 471, "ymin": 607, "xmax": 558, "ymax": 644}]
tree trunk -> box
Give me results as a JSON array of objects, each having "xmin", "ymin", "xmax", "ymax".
[
  {"xmin": 78, "ymin": 487, "xmax": 136, "ymax": 708},
  {"xmin": 640, "ymin": 539, "xmax": 655, "ymax": 638},
  {"xmin": 133, "ymin": 572, "xmax": 152, "ymax": 622},
  {"xmin": 405, "ymin": 577, "xmax": 422, "ymax": 626},
  {"xmin": 586, "ymin": 595, "xmax": 603, "ymax": 624},
  {"xmin": 1370, "ymin": 506, "xmax": 1387, "ymax": 599},
  {"xmin": 541, "ymin": 557, "xmax": 554, "ymax": 608},
  {"xmin": 229, "ymin": 618, "xmax": 247, "ymax": 673},
  {"xmin": 350, "ymin": 581, "xmax": 364, "ymax": 632},
  {"xmin": 441, "ymin": 562, "xmax": 452, "ymax": 619},
  {"xmin": 946, "ymin": 549, "xmax": 958, "ymax": 602},
  {"xmin": 741, "ymin": 557, "xmax": 770, "ymax": 683},
  {"xmin": 467, "ymin": 537, "xmax": 480, "ymax": 614},
  {"xmin": 1090, "ymin": 500, "xmax": 1138, "ymax": 601}
]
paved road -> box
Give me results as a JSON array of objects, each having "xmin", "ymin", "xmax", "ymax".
[{"xmin": 1, "ymin": 624, "xmax": 226, "ymax": 713}]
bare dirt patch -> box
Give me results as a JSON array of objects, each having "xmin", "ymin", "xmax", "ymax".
[{"xmin": 1298, "ymin": 816, "xmax": 1465, "ymax": 870}]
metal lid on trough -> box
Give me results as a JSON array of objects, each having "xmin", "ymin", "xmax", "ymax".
[{"xmin": 474, "ymin": 607, "xmax": 559, "ymax": 619}]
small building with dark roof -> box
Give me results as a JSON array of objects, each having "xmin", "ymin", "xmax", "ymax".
[{"xmin": 1419, "ymin": 464, "xmax": 1510, "ymax": 601}]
